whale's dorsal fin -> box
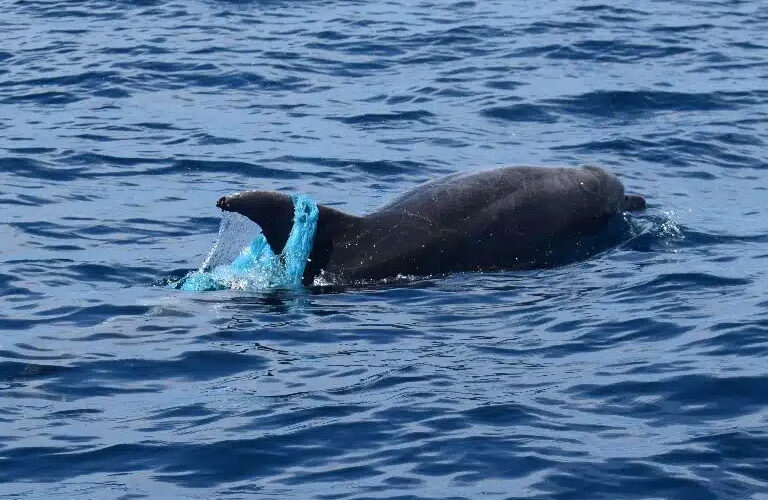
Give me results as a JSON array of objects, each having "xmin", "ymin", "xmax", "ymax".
[
  {"xmin": 216, "ymin": 191, "xmax": 359, "ymax": 258},
  {"xmin": 217, "ymin": 191, "xmax": 295, "ymax": 254}
]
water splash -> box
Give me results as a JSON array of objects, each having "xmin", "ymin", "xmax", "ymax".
[
  {"xmin": 172, "ymin": 195, "xmax": 319, "ymax": 292},
  {"xmin": 617, "ymin": 209, "xmax": 686, "ymax": 256}
]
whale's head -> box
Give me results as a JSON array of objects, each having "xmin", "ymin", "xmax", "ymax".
[
  {"xmin": 580, "ymin": 165, "xmax": 646, "ymax": 214},
  {"xmin": 621, "ymin": 194, "xmax": 646, "ymax": 212},
  {"xmin": 217, "ymin": 191, "xmax": 295, "ymax": 254}
]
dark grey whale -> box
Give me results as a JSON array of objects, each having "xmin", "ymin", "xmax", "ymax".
[{"xmin": 216, "ymin": 166, "xmax": 646, "ymax": 283}]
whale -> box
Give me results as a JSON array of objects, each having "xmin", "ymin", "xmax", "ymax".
[{"xmin": 216, "ymin": 165, "xmax": 646, "ymax": 284}]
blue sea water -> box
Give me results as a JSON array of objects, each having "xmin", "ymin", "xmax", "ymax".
[{"xmin": 1, "ymin": 0, "xmax": 767, "ymax": 498}]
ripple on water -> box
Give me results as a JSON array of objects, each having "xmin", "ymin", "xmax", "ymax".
[{"xmin": 1, "ymin": 0, "xmax": 767, "ymax": 498}]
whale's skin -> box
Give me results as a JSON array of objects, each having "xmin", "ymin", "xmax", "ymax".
[{"xmin": 216, "ymin": 166, "xmax": 646, "ymax": 283}]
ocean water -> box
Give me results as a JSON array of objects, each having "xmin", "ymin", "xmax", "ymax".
[{"xmin": 1, "ymin": 0, "xmax": 767, "ymax": 498}]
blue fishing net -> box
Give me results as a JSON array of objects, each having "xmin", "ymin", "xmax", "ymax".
[{"xmin": 174, "ymin": 194, "xmax": 319, "ymax": 292}]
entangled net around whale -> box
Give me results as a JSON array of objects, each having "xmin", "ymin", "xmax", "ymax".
[{"xmin": 170, "ymin": 194, "xmax": 319, "ymax": 292}]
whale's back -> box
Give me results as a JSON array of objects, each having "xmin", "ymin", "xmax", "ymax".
[
  {"xmin": 326, "ymin": 166, "xmax": 640, "ymax": 280},
  {"xmin": 373, "ymin": 165, "xmax": 626, "ymax": 223}
]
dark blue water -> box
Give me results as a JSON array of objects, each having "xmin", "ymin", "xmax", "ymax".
[{"xmin": 2, "ymin": 1, "xmax": 767, "ymax": 498}]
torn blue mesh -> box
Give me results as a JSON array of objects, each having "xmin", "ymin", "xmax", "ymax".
[{"xmin": 174, "ymin": 194, "xmax": 319, "ymax": 292}]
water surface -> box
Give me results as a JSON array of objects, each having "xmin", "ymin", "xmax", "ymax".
[{"xmin": 1, "ymin": 1, "xmax": 767, "ymax": 498}]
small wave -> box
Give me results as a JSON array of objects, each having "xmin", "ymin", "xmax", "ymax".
[
  {"xmin": 546, "ymin": 90, "xmax": 741, "ymax": 119},
  {"xmin": 688, "ymin": 318, "xmax": 768, "ymax": 356},
  {"xmin": 0, "ymin": 361, "xmax": 71, "ymax": 382},
  {"xmin": 568, "ymin": 373, "xmax": 768, "ymax": 423},
  {"xmin": 1, "ymin": 91, "xmax": 82, "ymax": 105},
  {"xmin": 332, "ymin": 110, "xmax": 436, "ymax": 125},
  {"xmin": 481, "ymin": 103, "xmax": 557, "ymax": 123},
  {"xmin": 0, "ymin": 71, "xmax": 120, "ymax": 89}
]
